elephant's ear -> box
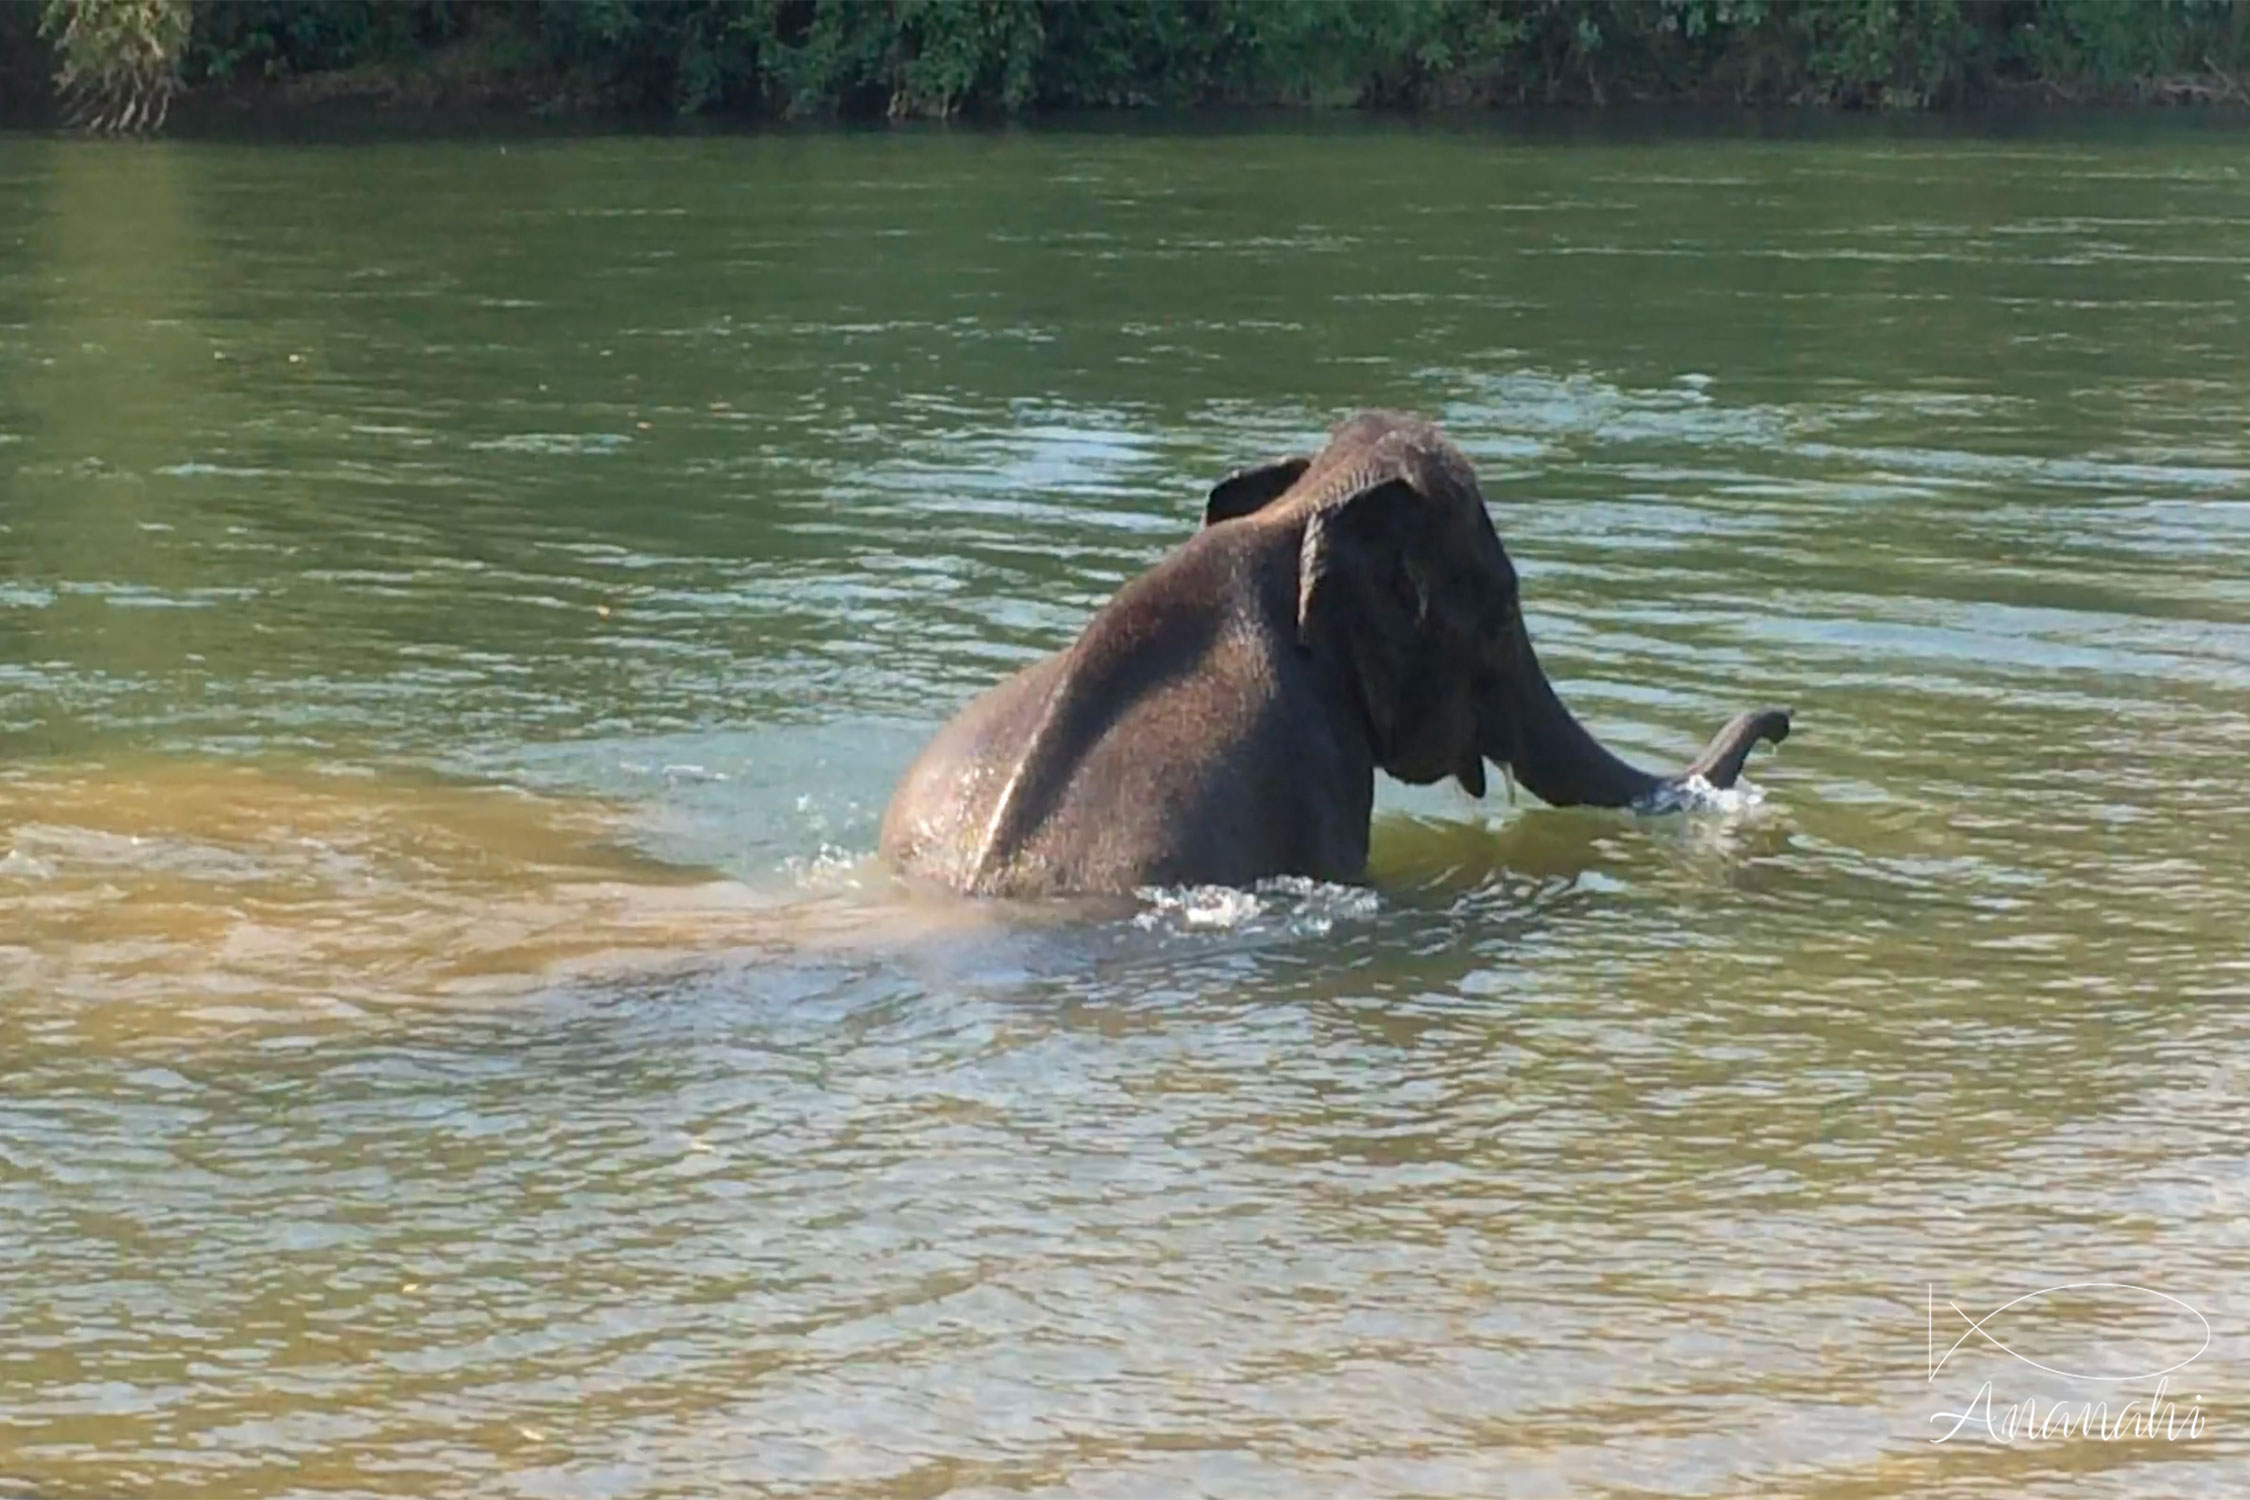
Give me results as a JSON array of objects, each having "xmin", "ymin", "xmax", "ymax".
[
  {"xmin": 1299, "ymin": 475, "xmax": 1489, "ymax": 793},
  {"xmin": 1203, "ymin": 456, "xmax": 1310, "ymax": 527},
  {"xmin": 1297, "ymin": 477, "xmax": 1420, "ymax": 757}
]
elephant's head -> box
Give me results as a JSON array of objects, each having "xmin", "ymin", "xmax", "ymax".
[{"xmin": 1203, "ymin": 411, "xmax": 1789, "ymax": 809}]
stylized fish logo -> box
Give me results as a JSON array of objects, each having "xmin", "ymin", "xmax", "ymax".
[{"xmin": 1929, "ymin": 1282, "xmax": 2211, "ymax": 1384}]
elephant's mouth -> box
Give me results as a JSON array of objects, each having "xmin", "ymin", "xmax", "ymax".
[{"xmin": 1480, "ymin": 623, "xmax": 1789, "ymax": 810}]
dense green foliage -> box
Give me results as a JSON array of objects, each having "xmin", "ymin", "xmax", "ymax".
[
  {"xmin": 36, "ymin": 0, "xmax": 191, "ymax": 130},
  {"xmin": 8, "ymin": 0, "xmax": 2250, "ymax": 129}
]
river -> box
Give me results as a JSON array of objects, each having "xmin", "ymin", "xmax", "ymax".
[{"xmin": 3, "ymin": 116, "xmax": 2247, "ymax": 1498}]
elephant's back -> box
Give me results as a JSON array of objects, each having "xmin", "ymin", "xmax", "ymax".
[
  {"xmin": 877, "ymin": 519, "xmax": 1363, "ymax": 895},
  {"xmin": 877, "ymin": 651, "xmax": 1071, "ymax": 890}
]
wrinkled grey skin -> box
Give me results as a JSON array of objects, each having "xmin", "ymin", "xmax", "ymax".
[{"xmin": 880, "ymin": 411, "xmax": 1791, "ymax": 897}]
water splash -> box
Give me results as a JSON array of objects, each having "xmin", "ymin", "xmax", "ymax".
[
  {"xmin": 780, "ymin": 844, "xmax": 878, "ymax": 892},
  {"xmin": 1667, "ymin": 773, "xmax": 1769, "ymax": 815},
  {"xmin": 1134, "ymin": 875, "xmax": 1381, "ymax": 936},
  {"xmin": 1639, "ymin": 774, "xmax": 1783, "ymax": 863}
]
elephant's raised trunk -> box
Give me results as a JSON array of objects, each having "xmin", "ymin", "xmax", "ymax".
[{"xmin": 1492, "ymin": 626, "xmax": 1789, "ymax": 811}]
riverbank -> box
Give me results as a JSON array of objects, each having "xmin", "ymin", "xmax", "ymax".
[{"xmin": 8, "ymin": 1, "xmax": 2250, "ymax": 135}]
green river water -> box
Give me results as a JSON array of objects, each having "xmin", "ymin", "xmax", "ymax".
[{"xmin": 3, "ymin": 117, "xmax": 2248, "ymax": 1498}]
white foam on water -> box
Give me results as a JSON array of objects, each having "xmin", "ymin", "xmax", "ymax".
[
  {"xmin": 0, "ymin": 846, "xmax": 56, "ymax": 880},
  {"xmin": 781, "ymin": 845, "xmax": 879, "ymax": 892},
  {"xmin": 1667, "ymin": 773, "xmax": 1768, "ymax": 815},
  {"xmin": 1134, "ymin": 875, "xmax": 1381, "ymax": 937},
  {"xmin": 1645, "ymin": 774, "xmax": 1783, "ymax": 862}
]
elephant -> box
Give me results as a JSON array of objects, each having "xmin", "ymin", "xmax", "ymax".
[{"xmin": 879, "ymin": 411, "xmax": 1790, "ymax": 897}]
